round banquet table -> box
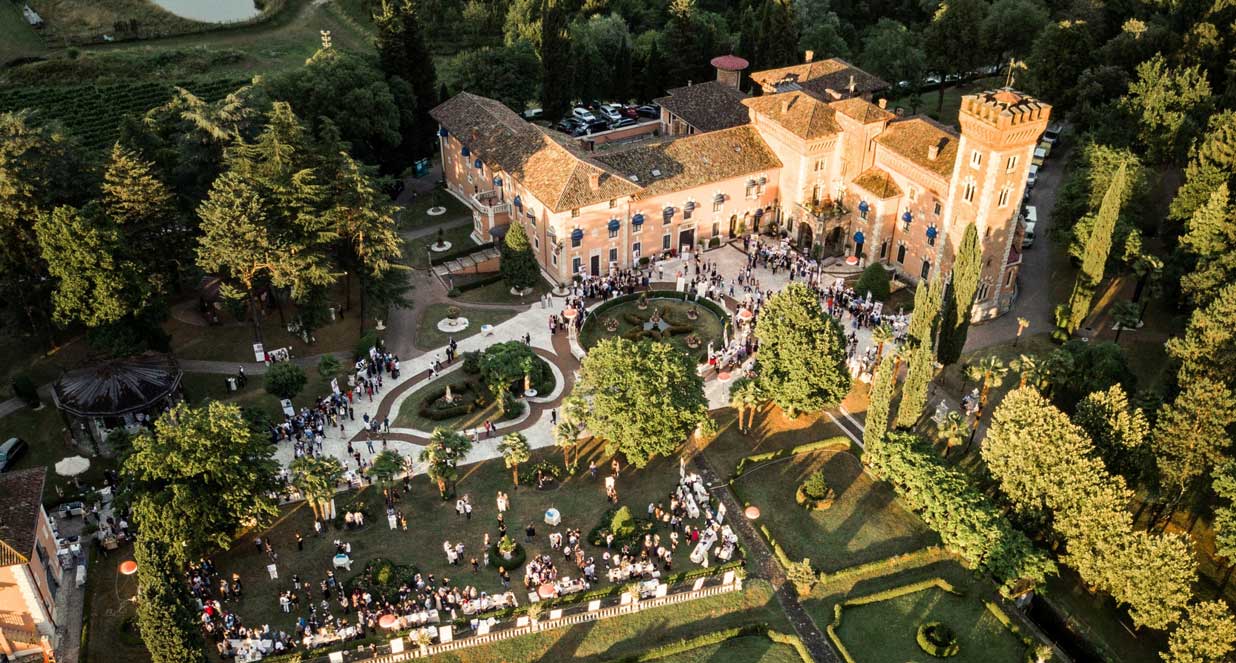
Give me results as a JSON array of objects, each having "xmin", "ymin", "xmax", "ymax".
[{"xmin": 538, "ymin": 583, "xmax": 556, "ymax": 600}]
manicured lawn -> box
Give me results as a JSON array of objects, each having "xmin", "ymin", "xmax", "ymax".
[
  {"xmin": 413, "ymin": 304, "xmax": 520, "ymax": 350},
  {"xmin": 453, "ymin": 275, "xmax": 553, "ymax": 305},
  {"xmin": 423, "ymin": 580, "xmax": 786, "ymax": 663},
  {"xmin": 0, "ymin": 330, "xmax": 94, "ymax": 399},
  {"xmin": 578, "ymin": 297, "xmax": 724, "ymax": 362},
  {"xmin": 656, "ymin": 635, "xmax": 804, "ymax": 663},
  {"xmin": 399, "ymin": 187, "xmax": 472, "ymax": 230},
  {"xmin": 697, "ymin": 406, "xmax": 851, "ymax": 479},
  {"xmin": 885, "ymin": 77, "xmax": 1000, "ymax": 128},
  {"xmin": 185, "ymin": 440, "xmax": 737, "ymax": 635},
  {"xmin": 0, "ymin": 404, "xmax": 116, "ymax": 505},
  {"xmin": 407, "ymin": 223, "xmax": 480, "ymax": 269},
  {"xmin": 392, "ymin": 355, "xmax": 555, "ymax": 432},
  {"xmin": 179, "ymin": 369, "xmax": 344, "ymax": 422},
  {"xmin": 807, "ymin": 561, "xmax": 1032, "ymax": 663},
  {"xmin": 732, "ymin": 447, "xmax": 937, "ymax": 572}
]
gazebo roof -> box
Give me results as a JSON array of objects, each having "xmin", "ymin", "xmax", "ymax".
[{"xmin": 52, "ymin": 352, "xmax": 183, "ymax": 418}]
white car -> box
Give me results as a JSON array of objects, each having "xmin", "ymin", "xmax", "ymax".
[
  {"xmin": 572, "ymin": 107, "xmax": 597, "ymax": 123},
  {"xmin": 1042, "ymin": 123, "xmax": 1063, "ymax": 145},
  {"xmin": 598, "ymin": 104, "xmax": 623, "ymax": 123},
  {"xmin": 1021, "ymin": 206, "xmax": 1038, "ymax": 248},
  {"xmin": 1026, "ymin": 164, "xmax": 1039, "ymax": 189}
]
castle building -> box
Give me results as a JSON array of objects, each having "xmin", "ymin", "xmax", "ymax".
[{"xmin": 431, "ymin": 53, "xmax": 1049, "ymax": 320}]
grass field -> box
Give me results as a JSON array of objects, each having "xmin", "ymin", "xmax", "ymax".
[
  {"xmin": 407, "ymin": 223, "xmax": 480, "ymax": 270},
  {"xmin": 453, "ymin": 276, "xmax": 552, "ymax": 306},
  {"xmin": 806, "ymin": 561, "xmax": 1032, "ymax": 663},
  {"xmin": 0, "ymin": 1, "xmax": 46, "ymax": 64},
  {"xmin": 885, "ymin": 77, "xmax": 1000, "ymax": 127},
  {"xmin": 0, "ymin": 404, "xmax": 116, "ymax": 504},
  {"xmin": 655, "ymin": 635, "xmax": 804, "ymax": 663},
  {"xmin": 731, "ymin": 448, "xmax": 937, "ymax": 572},
  {"xmin": 413, "ymin": 304, "xmax": 520, "ymax": 350}
]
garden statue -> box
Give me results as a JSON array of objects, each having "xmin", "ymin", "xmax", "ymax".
[
  {"xmin": 649, "ymin": 307, "xmax": 662, "ymax": 326},
  {"xmin": 444, "ymin": 384, "xmax": 454, "ymax": 404},
  {"xmin": 638, "ymin": 293, "xmax": 648, "ymax": 310}
]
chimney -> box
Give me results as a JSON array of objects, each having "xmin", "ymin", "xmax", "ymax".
[
  {"xmin": 588, "ymin": 172, "xmax": 601, "ymax": 191},
  {"xmin": 848, "ymin": 75, "xmax": 856, "ymax": 95},
  {"xmin": 878, "ymin": 98, "xmax": 887, "ymax": 109},
  {"xmin": 927, "ymin": 144, "xmax": 940, "ymax": 161},
  {"xmin": 804, "ymin": 50, "xmax": 814, "ymax": 63}
]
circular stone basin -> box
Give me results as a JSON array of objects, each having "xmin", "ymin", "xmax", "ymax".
[
  {"xmin": 511, "ymin": 287, "xmax": 533, "ymax": 296},
  {"xmin": 430, "ymin": 241, "xmax": 453, "ymax": 253},
  {"xmin": 524, "ymin": 388, "xmax": 538, "ymax": 398},
  {"xmin": 437, "ymin": 317, "xmax": 470, "ymax": 332},
  {"xmin": 717, "ymin": 371, "xmax": 732, "ymax": 382},
  {"xmin": 427, "ymin": 206, "xmax": 447, "ymax": 216}
]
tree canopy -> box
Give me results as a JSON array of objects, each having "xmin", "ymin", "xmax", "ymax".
[{"xmin": 753, "ymin": 283, "xmax": 851, "ymax": 417}]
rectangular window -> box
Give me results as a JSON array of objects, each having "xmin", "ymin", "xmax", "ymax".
[
  {"xmin": 713, "ymin": 199, "xmax": 722, "ymax": 212},
  {"xmin": 712, "ymin": 222, "xmax": 720, "ymax": 238},
  {"xmin": 896, "ymin": 244, "xmax": 906, "ymax": 264},
  {"xmin": 571, "ymin": 233, "xmax": 581, "ymax": 249},
  {"xmin": 633, "ymin": 241, "xmax": 641, "ymax": 257},
  {"xmin": 534, "ymin": 236, "xmax": 540, "ymax": 251},
  {"xmin": 608, "ymin": 199, "xmax": 616, "ymax": 209},
  {"xmin": 683, "ymin": 206, "xmax": 693, "ymax": 221},
  {"xmin": 1006, "ymin": 155, "xmax": 1018, "ymax": 171},
  {"xmin": 880, "ymin": 241, "xmax": 888, "ymax": 259},
  {"xmin": 921, "ymin": 259, "xmax": 931, "ymax": 279},
  {"xmin": 608, "ymin": 226, "xmax": 618, "ymax": 239},
  {"xmin": 632, "ymin": 222, "xmax": 642, "ymax": 234},
  {"xmin": 963, "ymin": 181, "xmax": 976, "ymax": 203},
  {"xmin": 971, "ymin": 150, "xmax": 982, "ymax": 167},
  {"xmin": 998, "ymin": 188, "xmax": 1010, "ymax": 208},
  {"xmin": 927, "ymin": 232, "xmax": 936, "ymax": 247},
  {"xmin": 572, "ymin": 256, "xmax": 581, "ymax": 274},
  {"xmin": 571, "ymin": 208, "xmax": 580, "ymax": 218},
  {"xmin": 609, "ymin": 247, "xmax": 618, "ymax": 263},
  {"xmin": 745, "ymin": 182, "xmax": 756, "ymax": 198},
  {"xmin": 1006, "ymin": 270, "xmax": 1015, "ymax": 287},
  {"xmin": 933, "ymin": 200, "xmax": 942, "ymax": 215},
  {"xmin": 663, "ymin": 233, "xmax": 671, "ymax": 250},
  {"xmin": 551, "ymin": 252, "xmax": 558, "ymax": 266}
]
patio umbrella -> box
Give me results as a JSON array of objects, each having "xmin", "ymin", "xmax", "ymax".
[{"xmin": 55, "ymin": 456, "xmax": 91, "ymax": 478}]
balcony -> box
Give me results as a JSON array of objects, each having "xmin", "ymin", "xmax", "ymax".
[
  {"xmin": 796, "ymin": 200, "xmax": 851, "ymax": 223},
  {"xmin": 471, "ymin": 190, "xmax": 511, "ymax": 215},
  {"xmin": 1006, "ymin": 245, "xmax": 1022, "ymax": 267}
]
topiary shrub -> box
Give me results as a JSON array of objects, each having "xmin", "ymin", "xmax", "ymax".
[
  {"xmin": 917, "ymin": 622, "xmax": 960, "ymax": 657},
  {"xmin": 518, "ymin": 460, "xmax": 562, "ymax": 487},
  {"xmin": 588, "ymin": 506, "xmax": 656, "ymax": 546},
  {"xmin": 611, "ymin": 506, "xmax": 635, "ymax": 538},
  {"xmin": 854, "ymin": 263, "xmax": 892, "ymax": 301},
  {"xmin": 795, "ymin": 470, "xmax": 836, "ymax": 510},
  {"xmin": 348, "ymin": 558, "xmax": 420, "ymax": 594},
  {"xmin": 355, "ymin": 331, "xmax": 379, "ymax": 360},
  {"xmin": 462, "ymin": 350, "xmax": 481, "ymax": 374},
  {"xmin": 488, "ymin": 536, "xmax": 527, "ymax": 570},
  {"xmin": 264, "ymin": 362, "xmax": 307, "ymax": 399}
]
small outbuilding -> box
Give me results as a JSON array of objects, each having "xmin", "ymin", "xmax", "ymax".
[{"xmin": 51, "ymin": 353, "xmax": 183, "ymax": 448}]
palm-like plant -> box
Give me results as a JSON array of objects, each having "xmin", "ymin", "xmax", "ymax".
[
  {"xmin": 1010, "ymin": 354, "xmax": 1048, "ymax": 390},
  {"xmin": 498, "ymin": 432, "xmax": 531, "ymax": 486},
  {"xmin": 965, "ymin": 355, "xmax": 1008, "ymax": 418},
  {"xmin": 871, "ymin": 323, "xmax": 895, "ymax": 363},
  {"xmin": 1015, "ymin": 317, "xmax": 1030, "ymax": 345},
  {"xmin": 729, "ymin": 377, "xmax": 764, "ymax": 434},
  {"xmin": 290, "ymin": 455, "xmax": 344, "ymax": 521},
  {"xmin": 935, "ymin": 410, "xmax": 971, "ymax": 456},
  {"xmin": 420, "ymin": 428, "xmax": 473, "ymax": 499},
  {"xmin": 554, "ymin": 420, "xmax": 583, "ymax": 469},
  {"xmin": 368, "ymin": 449, "xmax": 404, "ymax": 488}
]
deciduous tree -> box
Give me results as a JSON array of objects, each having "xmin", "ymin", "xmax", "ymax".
[
  {"xmin": 1073, "ymin": 384, "xmax": 1150, "ymax": 485},
  {"xmin": 1163, "ymin": 601, "xmax": 1236, "ymax": 663},
  {"xmin": 1153, "ymin": 378, "xmax": 1236, "ymax": 502},
  {"xmin": 577, "ymin": 337, "xmax": 708, "ymax": 468},
  {"xmin": 754, "ymin": 283, "xmax": 851, "ymax": 417},
  {"xmin": 1118, "ymin": 54, "xmax": 1212, "ymax": 164}
]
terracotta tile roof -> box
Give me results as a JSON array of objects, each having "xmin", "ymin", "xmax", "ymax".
[
  {"xmin": 829, "ymin": 97, "xmax": 894, "ymax": 124},
  {"xmin": 743, "ymin": 91, "xmax": 839, "ymax": 140},
  {"xmin": 593, "ymin": 125, "xmax": 782, "ymax": 199},
  {"xmin": 0, "ymin": 468, "xmax": 46, "ymax": 567},
  {"xmin": 654, "ymin": 81, "xmax": 750, "ymax": 133},
  {"xmin": 852, "ymin": 167, "xmax": 902, "ymax": 199},
  {"xmin": 875, "ymin": 116, "xmax": 960, "ymax": 179},
  {"xmin": 430, "ymin": 92, "xmax": 640, "ymax": 213},
  {"xmin": 749, "ymin": 58, "xmax": 888, "ymax": 98}
]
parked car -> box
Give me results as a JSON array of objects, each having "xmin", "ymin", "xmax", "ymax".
[
  {"xmin": 556, "ymin": 117, "xmax": 583, "ymax": 133},
  {"xmin": 1026, "ymin": 164, "xmax": 1039, "ymax": 189},
  {"xmin": 620, "ymin": 105, "xmax": 641, "ymax": 119},
  {"xmin": 611, "ymin": 117, "xmax": 637, "ymax": 129},
  {"xmin": 1042, "ymin": 122, "xmax": 1063, "ymax": 145},
  {"xmin": 1037, "ymin": 139, "xmax": 1052, "ymax": 159},
  {"xmin": 522, "ymin": 108, "xmax": 544, "ymax": 120},
  {"xmin": 1020, "ymin": 206, "xmax": 1038, "ymax": 248},
  {"xmin": 636, "ymin": 104, "xmax": 661, "ymax": 118},
  {"xmin": 1032, "ymin": 145, "xmax": 1047, "ymax": 168},
  {"xmin": 0, "ymin": 437, "xmax": 27, "ymax": 472},
  {"xmin": 572, "ymin": 107, "xmax": 597, "ymax": 123},
  {"xmin": 598, "ymin": 104, "xmax": 623, "ymax": 123},
  {"xmin": 585, "ymin": 119, "xmax": 610, "ymax": 134}
]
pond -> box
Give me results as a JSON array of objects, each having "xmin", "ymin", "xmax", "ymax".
[{"xmin": 150, "ymin": 0, "xmax": 263, "ymax": 23}]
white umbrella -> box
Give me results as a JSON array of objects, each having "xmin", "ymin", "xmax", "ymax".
[{"xmin": 55, "ymin": 456, "xmax": 90, "ymax": 478}]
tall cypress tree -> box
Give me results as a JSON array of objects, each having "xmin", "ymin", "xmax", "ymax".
[
  {"xmin": 755, "ymin": 0, "xmax": 800, "ymax": 70},
  {"xmin": 134, "ymin": 536, "xmax": 207, "ymax": 663},
  {"xmin": 1060, "ymin": 163, "xmax": 1127, "ymax": 337},
  {"xmin": 906, "ymin": 273, "xmax": 943, "ymax": 348},
  {"xmin": 896, "ymin": 340, "xmax": 935, "ymax": 428},
  {"xmin": 500, "ymin": 221, "xmax": 540, "ymax": 290},
  {"xmin": 538, "ymin": 0, "xmax": 573, "ymax": 118},
  {"xmin": 375, "ymin": 0, "xmax": 439, "ymax": 162},
  {"xmin": 865, "ymin": 355, "xmax": 897, "ymax": 450},
  {"xmin": 938, "ymin": 223, "xmax": 981, "ymax": 364}
]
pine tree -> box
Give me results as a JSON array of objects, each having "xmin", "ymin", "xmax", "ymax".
[
  {"xmin": 1073, "ymin": 384, "xmax": 1151, "ymax": 484},
  {"xmin": 1179, "ymin": 183, "xmax": 1236, "ymax": 308},
  {"xmin": 864, "ymin": 355, "xmax": 897, "ymax": 450},
  {"xmin": 1166, "ymin": 282, "xmax": 1236, "ymax": 390},
  {"xmin": 375, "ymin": 0, "xmax": 439, "ymax": 161},
  {"xmin": 755, "ymin": 0, "xmax": 800, "ymax": 70},
  {"xmin": 101, "ymin": 142, "xmax": 182, "ymax": 290},
  {"xmin": 1153, "ymin": 378, "xmax": 1236, "ymax": 503},
  {"xmin": 895, "ymin": 340, "xmax": 934, "ymax": 428},
  {"xmin": 500, "ymin": 220, "xmax": 539, "ymax": 290},
  {"xmin": 1163, "ymin": 601, "xmax": 1236, "ymax": 663},
  {"xmin": 938, "ymin": 223, "xmax": 980, "ymax": 364},
  {"xmin": 537, "ymin": 0, "xmax": 573, "ymax": 118},
  {"xmin": 1060, "ymin": 163, "xmax": 1127, "ymax": 337}
]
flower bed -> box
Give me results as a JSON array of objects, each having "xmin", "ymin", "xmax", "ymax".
[{"xmin": 488, "ymin": 537, "xmax": 527, "ymax": 570}]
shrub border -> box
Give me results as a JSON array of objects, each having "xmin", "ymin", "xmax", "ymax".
[{"xmin": 609, "ymin": 623, "xmax": 813, "ymax": 663}]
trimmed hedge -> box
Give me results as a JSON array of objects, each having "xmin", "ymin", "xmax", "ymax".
[
  {"xmin": 818, "ymin": 546, "xmax": 950, "ymax": 587},
  {"xmin": 588, "ymin": 506, "xmax": 657, "ymax": 546},
  {"xmin": 917, "ymin": 621, "xmax": 960, "ymax": 657},
  {"xmin": 731, "ymin": 437, "xmax": 852, "ymax": 479},
  {"xmin": 488, "ymin": 540, "xmax": 527, "ymax": 570},
  {"xmin": 447, "ymin": 272, "xmax": 505, "ymax": 296},
  {"xmin": 417, "ymin": 380, "xmax": 486, "ymax": 420},
  {"xmin": 429, "ymin": 240, "xmax": 493, "ymax": 266},
  {"xmin": 588, "ymin": 290, "xmax": 731, "ymax": 328},
  {"xmin": 827, "ymin": 577, "xmax": 961, "ymax": 663},
  {"xmin": 608, "ymin": 623, "xmax": 812, "ymax": 663},
  {"xmin": 518, "ymin": 460, "xmax": 563, "ymax": 487}
]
